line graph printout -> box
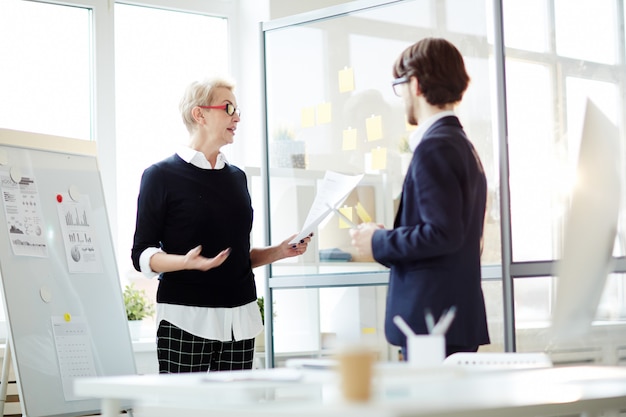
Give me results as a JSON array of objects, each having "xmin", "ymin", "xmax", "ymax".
[
  {"xmin": 56, "ymin": 193, "xmax": 103, "ymax": 273},
  {"xmin": 0, "ymin": 169, "xmax": 48, "ymax": 257}
]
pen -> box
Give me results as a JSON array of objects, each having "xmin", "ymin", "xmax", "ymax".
[
  {"xmin": 432, "ymin": 306, "xmax": 457, "ymax": 335},
  {"xmin": 393, "ymin": 315, "xmax": 416, "ymax": 337},
  {"xmin": 424, "ymin": 308, "xmax": 435, "ymax": 334},
  {"xmin": 326, "ymin": 203, "xmax": 358, "ymax": 228}
]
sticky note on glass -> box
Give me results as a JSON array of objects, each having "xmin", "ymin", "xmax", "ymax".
[
  {"xmin": 338, "ymin": 206, "xmax": 355, "ymax": 229},
  {"xmin": 342, "ymin": 128, "xmax": 357, "ymax": 150},
  {"xmin": 355, "ymin": 201, "xmax": 372, "ymax": 223},
  {"xmin": 317, "ymin": 102, "xmax": 332, "ymax": 124},
  {"xmin": 301, "ymin": 106, "xmax": 315, "ymax": 128},
  {"xmin": 366, "ymin": 115, "xmax": 383, "ymax": 141},
  {"xmin": 338, "ymin": 67, "xmax": 355, "ymax": 93},
  {"xmin": 371, "ymin": 147, "xmax": 387, "ymax": 170}
]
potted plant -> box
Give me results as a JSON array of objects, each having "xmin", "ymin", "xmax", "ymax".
[
  {"xmin": 257, "ymin": 296, "xmax": 265, "ymax": 324},
  {"xmin": 256, "ymin": 297, "xmax": 267, "ymax": 351},
  {"xmin": 123, "ymin": 283, "xmax": 155, "ymax": 340},
  {"xmin": 254, "ymin": 297, "xmax": 277, "ymax": 352},
  {"xmin": 269, "ymin": 126, "xmax": 306, "ymax": 168}
]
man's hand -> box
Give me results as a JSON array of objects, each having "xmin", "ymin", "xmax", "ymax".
[{"xmin": 349, "ymin": 223, "xmax": 382, "ymax": 260}]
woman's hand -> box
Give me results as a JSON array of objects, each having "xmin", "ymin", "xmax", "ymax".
[
  {"xmin": 281, "ymin": 232, "xmax": 313, "ymax": 259},
  {"xmin": 249, "ymin": 233, "xmax": 314, "ymax": 268},
  {"xmin": 183, "ymin": 245, "xmax": 231, "ymax": 271}
]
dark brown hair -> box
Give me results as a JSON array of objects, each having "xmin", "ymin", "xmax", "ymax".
[{"xmin": 393, "ymin": 37, "xmax": 469, "ymax": 107}]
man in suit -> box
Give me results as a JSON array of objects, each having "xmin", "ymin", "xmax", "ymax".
[{"xmin": 350, "ymin": 37, "xmax": 490, "ymax": 359}]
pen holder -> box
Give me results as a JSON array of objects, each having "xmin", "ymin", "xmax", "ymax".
[{"xmin": 407, "ymin": 334, "xmax": 445, "ymax": 367}]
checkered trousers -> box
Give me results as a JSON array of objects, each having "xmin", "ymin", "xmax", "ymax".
[{"xmin": 157, "ymin": 320, "xmax": 255, "ymax": 373}]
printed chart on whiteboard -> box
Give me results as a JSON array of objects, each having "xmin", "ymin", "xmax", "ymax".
[
  {"xmin": 55, "ymin": 193, "xmax": 103, "ymax": 273},
  {"xmin": 0, "ymin": 168, "xmax": 48, "ymax": 257}
]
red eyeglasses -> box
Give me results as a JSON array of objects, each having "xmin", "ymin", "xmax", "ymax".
[{"xmin": 199, "ymin": 103, "xmax": 241, "ymax": 117}]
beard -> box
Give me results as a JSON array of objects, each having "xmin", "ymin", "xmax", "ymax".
[{"xmin": 406, "ymin": 100, "xmax": 418, "ymax": 126}]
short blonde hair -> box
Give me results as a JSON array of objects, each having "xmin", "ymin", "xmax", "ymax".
[{"xmin": 179, "ymin": 77, "xmax": 236, "ymax": 133}]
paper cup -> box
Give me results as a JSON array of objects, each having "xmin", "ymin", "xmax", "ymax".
[{"xmin": 337, "ymin": 347, "xmax": 376, "ymax": 402}]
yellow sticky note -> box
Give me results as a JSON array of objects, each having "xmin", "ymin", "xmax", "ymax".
[
  {"xmin": 338, "ymin": 67, "xmax": 355, "ymax": 93},
  {"xmin": 338, "ymin": 206, "xmax": 354, "ymax": 229},
  {"xmin": 366, "ymin": 115, "xmax": 383, "ymax": 141},
  {"xmin": 64, "ymin": 313, "xmax": 71, "ymax": 322},
  {"xmin": 301, "ymin": 106, "xmax": 315, "ymax": 128},
  {"xmin": 371, "ymin": 147, "xmax": 387, "ymax": 170},
  {"xmin": 361, "ymin": 327, "xmax": 376, "ymax": 334},
  {"xmin": 355, "ymin": 201, "xmax": 372, "ymax": 222},
  {"xmin": 342, "ymin": 128, "xmax": 357, "ymax": 150},
  {"xmin": 317, "ymin": 102, "xmax": 332, "ymax": 124}
]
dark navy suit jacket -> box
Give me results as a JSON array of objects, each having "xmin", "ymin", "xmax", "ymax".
[{"xmin": 372, "ymin": 116, "xmax": 490, "ymax": 349}]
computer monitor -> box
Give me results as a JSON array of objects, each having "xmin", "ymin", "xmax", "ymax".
[{"xmin": 550, "ymin": 98, "xmax": 621, "ymax": 342}]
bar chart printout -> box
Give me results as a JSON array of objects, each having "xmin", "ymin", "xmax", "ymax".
[{"xmin": 56, "ymin": 193, "xmax": 103, "ymax": 273}]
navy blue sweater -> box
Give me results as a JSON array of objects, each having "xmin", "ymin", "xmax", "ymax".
[{"xmin": 131, "ymin": 155, "xmax": 256, "ymax": 308}]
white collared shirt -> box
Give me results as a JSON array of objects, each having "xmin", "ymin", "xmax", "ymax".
[
  {"xmin": 408, "ymin": 110, "xmax": 456, "ymax": 152},
  {"xmin": 176, "ymin": 145, "xmax": 228, "ymax": 169},
  {"xmin": 138, "ymin": 146, "xmax": 262, "ymax": 342}
]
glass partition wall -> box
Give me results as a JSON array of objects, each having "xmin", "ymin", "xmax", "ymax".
[
  {"xmin": 261, "ymin": 0, "xmax": 500, "ymax": 366},
  {"xmin": 260, "ymin": 0, "xmax": 626, "ymax": 367}
]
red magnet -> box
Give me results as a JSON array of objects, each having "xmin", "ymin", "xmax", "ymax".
[{"xmin": 56, "ymin": 194, "xmax": 63, "ymax": 203}]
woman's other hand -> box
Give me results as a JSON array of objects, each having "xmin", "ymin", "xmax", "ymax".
[{"xmin": 183, "ymin": 245, "xmax": 231, "ymax": 271}]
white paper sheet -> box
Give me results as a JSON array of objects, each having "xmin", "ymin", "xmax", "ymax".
[
  {"xmin": 0, "ymin": 170, "xmax": 48, "ymax": 257},
  {"xmin": 56, "ymin": 193, "xmax": 103, "ymax": 273},
  {"xmin": 289, "ymin": 171, "xmax": 364, "ymax": 244},
  {"xmin": 51, "ymin": 315, "xmax": 97, "ymax": 401}
]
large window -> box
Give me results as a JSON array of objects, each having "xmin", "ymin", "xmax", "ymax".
[
  {"xmin": 505, "ymin": 0, "xmax": 625, "ymax": 263},
  {"xmin": 504, "ymin": 0, "xmax": 626, "ymax": 359},
  {"xmin": 0, "ymin": 1, "xmax": 92, "ymax": 140}
]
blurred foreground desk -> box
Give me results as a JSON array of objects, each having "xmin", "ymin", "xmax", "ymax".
[{"xmin": 74, "ymin": 365, "xmax": 626, "ymax": 417}]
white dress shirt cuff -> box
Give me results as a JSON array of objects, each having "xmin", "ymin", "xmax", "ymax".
[{"xmin": 139, "ymin": 247, "xmax": 163, "ymax": 279}]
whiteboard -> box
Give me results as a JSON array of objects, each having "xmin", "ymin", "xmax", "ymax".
[{"xmin": 0, "ymin": 129, "xmax": 135, "ymax": 417}]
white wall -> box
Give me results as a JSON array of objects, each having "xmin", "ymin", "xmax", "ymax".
[{"xmin": 227, "ymin": 0, "xmax": 269, "ymax": 169}]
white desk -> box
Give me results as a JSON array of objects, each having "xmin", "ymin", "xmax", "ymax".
[{"xmin": 74, "ymin": 364, "xmax": 626, "ymax": 417}]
